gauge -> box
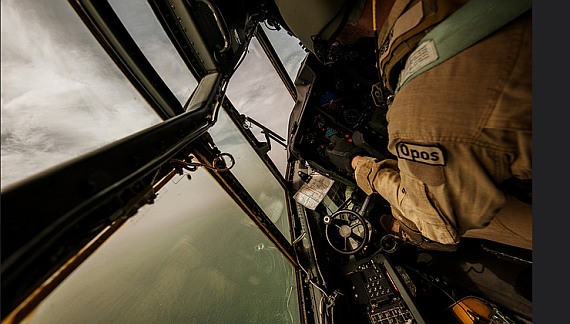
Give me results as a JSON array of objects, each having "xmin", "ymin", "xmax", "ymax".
[
  {"xmin": 313, "ymin": 114, "xmax": 327, "ymax": 131},
  {"xmin": 343, "ymin": 108, "xmax": 361, "ymax": 126}
]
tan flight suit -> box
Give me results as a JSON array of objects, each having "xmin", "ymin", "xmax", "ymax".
[{"xmin": 354, "ymin": 1, "xmax": 532, "ymax": 250}]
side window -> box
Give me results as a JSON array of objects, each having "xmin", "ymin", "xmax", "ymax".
[
  {"xmin": 1, "ymin": 0, "xmax": 198, "ymax": 189},
  {"xmin": 108, "ymin": 0, "xmax": 198, "ymax": 103},
  {"xmin": 25, "ymin": 169, "xmax": 300, "ymax": 323}
]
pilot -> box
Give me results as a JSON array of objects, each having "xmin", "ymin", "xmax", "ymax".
[{"xmin": 273, "ymin": 0, "xmax": 532, "ymax": 251}]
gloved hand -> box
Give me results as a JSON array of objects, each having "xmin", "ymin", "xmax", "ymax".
[{"xmin": 325, "ymin": 135, "xmax": 364, "ymax": 173}]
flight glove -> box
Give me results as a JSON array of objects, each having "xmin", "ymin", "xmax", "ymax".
[{"xmin": 325, "ymin": 135, "xmax": 364, "ymax": 173}]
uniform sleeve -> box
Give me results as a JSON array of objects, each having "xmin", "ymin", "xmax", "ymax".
[
  {"xmin": 354, "ymin": 145, "xmax": 513, "ymax": 246},
  {"xmin": 353, "ymin": 157, "xmax": 401, "ymax": 202},
  {"xmin": 354, "ymin": 156, "xmax": 460, "ymax": 245}
]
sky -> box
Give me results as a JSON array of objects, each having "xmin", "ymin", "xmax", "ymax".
[
  {"xmin": 1, "ymin": 0, "xmax": 307, "ymax": 320},
  {"xmin": 1, "ymin": 0, "xmax": 162, "ymax": 188},
  {"xmin": 0, "ymin": 0, "xmax": 306, "ymax": 189}
]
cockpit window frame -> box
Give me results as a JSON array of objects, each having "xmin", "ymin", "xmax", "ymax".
[{"xmin": 68, "ymin": 0, "xmax": 187, "ymax": 120}]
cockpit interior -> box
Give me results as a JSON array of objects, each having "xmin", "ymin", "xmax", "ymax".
[{"xmin": 1, "ymin": 1, "xmax": 532, "ymax": 323}]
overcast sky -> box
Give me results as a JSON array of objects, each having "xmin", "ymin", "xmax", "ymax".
[
  {"xmin": 1, "ymin": 0, "xmax": 161, "ymax": 188},
  {"xmin": 0, "ymin": 0, "xmax": 306, "ymax": 189}
]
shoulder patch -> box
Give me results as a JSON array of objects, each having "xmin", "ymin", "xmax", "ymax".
[{"xmin": 396, "ymin": 142, "xmax": 445, "ymax": 166}]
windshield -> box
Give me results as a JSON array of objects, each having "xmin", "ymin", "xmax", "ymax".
[
  {"xmin": 2, "ymin": 0, "xmax": 306, "ymax": 322},
  {"xmin": 210, "ymin": 109, "xmax": 293, "ymax": 241},
  {"xmin": 226, "ymin": 33, "xmax": 305, "ymax": 175},
  {"xmin": 108, "ymin": 0, "xmax": 198, "ymax": 103},
  {"xmin": 261, "ymin": 24, "xmax": 307, "ymax": 82},
  {"xmin": 1, "ymin": 0, "xmax": 177, "ymax": 188}
]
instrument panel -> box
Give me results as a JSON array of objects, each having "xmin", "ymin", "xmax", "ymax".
[
  {"xmin": 343, "ymin": 254, "xmax": 426, "ymax": 324},
  {"xmin": 288, "ymin": 52, "xmax": 393, "ymax": 185}
]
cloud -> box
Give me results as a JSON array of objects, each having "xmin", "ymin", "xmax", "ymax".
[
  {"xmin": 1, "ymin": 0, "xmax": 161, "ymax": 188},
  {"xmin": 0, "ymin": 0, "xmax": 305, "ymax": 187},
  {"xmin": 108, "ymin": 0, "xmax": 198, "ymax": 102},
  {"xmin": 226, "ymin": 38, "xmax": 295, "ymax": 138}
]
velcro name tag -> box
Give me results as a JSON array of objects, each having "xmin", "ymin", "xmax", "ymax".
[{"xmin": 396, "ymin": 143, "xmax": 445, "ymax": 166}]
